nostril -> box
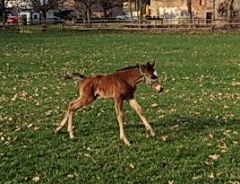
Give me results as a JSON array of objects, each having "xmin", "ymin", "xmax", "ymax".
[{"xmin": 160, "ymin": 87, "xmax": 164, "ymax": 92}]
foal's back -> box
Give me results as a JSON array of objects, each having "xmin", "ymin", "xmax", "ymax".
[{"xmin": 80, "ymin": 72, "xmax": 135, "ymax": 99}]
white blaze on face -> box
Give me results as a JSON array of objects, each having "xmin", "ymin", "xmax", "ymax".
[{"xmin": 153, "ymin": 70, "xmax": 158, "ymax": 78}]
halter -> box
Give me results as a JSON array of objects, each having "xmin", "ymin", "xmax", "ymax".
[{"xmin": 138, "ymin": 65, "xmax": 159, "ymax": 85}]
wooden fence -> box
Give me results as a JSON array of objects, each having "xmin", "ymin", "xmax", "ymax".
[{"xmin": 2, "ymin": 18, "xmax": 240, "ymax": 33}]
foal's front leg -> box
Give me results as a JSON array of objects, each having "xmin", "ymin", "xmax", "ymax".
[
  {"xmin": 114, "ymin": 97, "xmax": 130, "ymax": 146},
  {"xmin": 129, "ymin": 98, "xmax": 155, "ymax": 137}
]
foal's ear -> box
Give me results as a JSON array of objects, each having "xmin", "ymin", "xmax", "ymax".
[{"xmin": 151, "ymin": 60, "xmax": 155, "ymax": 67}]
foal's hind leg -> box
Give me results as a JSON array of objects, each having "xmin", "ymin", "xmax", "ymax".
[
  {"xmin": 55, "ymin": 112, "xmax": 69, "ymax": 133},
  {"xmin": 67, "ymin": 97, "xmax": 94, "ymax": 139},
  {"xmin": 129, "ymin": 99, "xmax": 155, "ymax": 137},
  {"xmin": 55, "ymin": 98, "xmax": 81, "ymax": 133}
]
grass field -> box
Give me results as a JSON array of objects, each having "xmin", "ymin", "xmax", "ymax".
[{"xmin": 0, "ymin": 31, "xmax": 240, "ymax": 183}]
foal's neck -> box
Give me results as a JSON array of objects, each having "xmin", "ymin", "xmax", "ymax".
[{"xmin": 120, "ymin": 68, "xmax": 143, "ymax": 87}]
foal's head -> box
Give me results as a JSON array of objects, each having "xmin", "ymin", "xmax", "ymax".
[{"xmin": 140, "ymin": 62, "xmax": 164, "ymax": 93}]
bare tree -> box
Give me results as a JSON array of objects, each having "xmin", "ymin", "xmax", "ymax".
[
  {"xmin": 0, "ymin": 0, "xmax": 7, "ymax": 27},
  {"xmin": 137, "ymin": 0, "xmax": 149, "ymax": 18},
  {"xmin": 217, "ymin": 0, "xmax": 235, "ymax": 22},
  {"xmin": 128, "ymin": 0, "xmax": 133, "ymax": 19},
  {"xmin": 227, "ymin": 0, "xmax": 235, "ymax": 21},
  {"xmin": 31, "ymin": 0, "xmax": 58, "ymax": 26},
  {"xmin": 187, "ymin": 0, "xmax": 192, "ymax": 21},
  {"xmin": 135, "ymin": 0, "xmax": 149, "ymax": 26},
  {"xmin": 74, "ymin": 0, "xmax": 96, "ymax": 25},
  {"xmin": 98, "ymin": 0, "xmax": 123, "ymax": 18}
]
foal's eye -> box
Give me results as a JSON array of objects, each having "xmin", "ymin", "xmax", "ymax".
[{"xmin": 151, "ymin": 75, "xmax": 158, "ymax": 79}]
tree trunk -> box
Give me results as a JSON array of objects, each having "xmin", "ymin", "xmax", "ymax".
[
  {"xmin": 1, "ymin": 0, "xmax": 6, "ymax": 29},
  {"xmin": 129, "ymin": 0, "xmax": 133, "ymax": 19},
  {"xmin": 136, "ymin": 0, "xmax": 140, "ymax": 28},
  {"xmin": 42, "ymin": 10, "xmax": 47, "ymax": 32},
  {"xmin": 2, "ymin": 8, "xmax": 6, "ymax": 28},
  {"xmin": 86, "ymin": 8, "xmax": 91, "ymax": 26},
  {"xmin": 213, "ymin": 0, "xmax": 216, "ymax": 20},
  {"xmin": 103, "ymin": 9, "xmax": 107, "ymax": 19},
  {"xmin": 227, "ymin": 0, "xmax": 234, "ymax": 24},
  {"xmin": 187, "ymin": 0, "xmax": 192, "ymax": 23}
]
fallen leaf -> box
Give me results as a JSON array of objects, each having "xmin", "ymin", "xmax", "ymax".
[
  {"xmin": 218, "ymin": 142, "xmax": 228, "ymax": 151},
  {"xmin": 159, "ymin": 115, "xmax": 165, "ymax": 119},
  {"xmin": 161, "ymin": 135, "xmax": 169, "ymax": 142},
  {"xmin": 223, "ymin": 105, "xmax": 229, "ymax": 109},
  {"xmin": 170, "ymin": 124, "xmax": 179, "ymax": 130},
  {"xmin": 209, "ymin": 154, "xmax": 220, "ymax": 161},
  {"xmin": 150, "ymin": 103, "xmax": 158, "ymax": 108},
  {"xmin": 84, "ymin": 153, "xmax": 91, "ymax": 158},
  {"xmin": 15, "ymin": 127, "xmax": 21, "ymax": 132},
  {"xmin": 170, "ymin": 108, "xmax": 177, "ymax": 113},
  {"xmin": 129, "ymin": 163, "xmax": 135, "ymax": 169},
  {"xmin": 204, "ymin": 160, "xmax": 213, "ymax": 166},
  {"xmin": 33, "ymin": 127, "xmax": 40, "ymax": 131},
  {"xmin": 231, "ymin": 81, "xmax": 240, "ymax": 87},
  {"xmin": 11, "ymin": 94, "xmax": 18, "ymax": 101},
  {"xmin": 45, "ymin": 111, "xmax": 52, "ymax": 116},
  {"xmin": 192, "ymin": 175, "xmax": 202, "ymax": 180},
  {"xmin": 208, "ymin": 133, "xmax": 214, "ymax": 139},
  {"xmin": 208, "ymin": 173, "xmax": 215, "ymax": 179},
  {"xmin": 32, "ymin": 176, "xmax": 40, "ymax": 182},
  {"xmin": 67, "ymin": 174, "xmax": 74, "ymax": 178},
  {"xmin": 27, "ymin": 123, "xmax": 33, "ymax": 128}
]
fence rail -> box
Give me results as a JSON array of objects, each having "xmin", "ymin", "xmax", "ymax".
[
  {"xmin": 65, "ymin": 18, "xmax": 240, "ymax": 28},
  {"xmin": 2, "ymin": 18, "xmax": 240, "ymax": 33}
]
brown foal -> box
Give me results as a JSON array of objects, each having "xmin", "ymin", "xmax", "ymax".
[{"xmin": 55, "ymin": 62, "xmax": 164, "ymax": 145}]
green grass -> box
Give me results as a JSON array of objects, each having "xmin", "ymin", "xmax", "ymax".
[{"xmin": 0, "ymin": 31, "xmax": 240, "ymax": 184}]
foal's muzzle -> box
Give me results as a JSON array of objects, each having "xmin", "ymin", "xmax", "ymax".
[
  {"xmin": 159, "ymin": 86, "xmax": 164, "ymax": 93},
  {"xmin": 152, "ymin": 82, "xmax": 164, "ymax": 93}
]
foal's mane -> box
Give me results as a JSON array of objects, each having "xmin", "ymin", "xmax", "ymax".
[{"xmin": 116, "ymin": 64, "xmax": 140, "ymax": 72}]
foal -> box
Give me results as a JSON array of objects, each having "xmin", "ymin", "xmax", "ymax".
[{"xmin": 55, "ymin": 62, "xmax": 164, "ymax": 145}]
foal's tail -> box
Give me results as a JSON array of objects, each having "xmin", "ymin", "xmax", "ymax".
[{"xmin": 64, "ymin": 73, "xmax": 86, "ymax": 81}]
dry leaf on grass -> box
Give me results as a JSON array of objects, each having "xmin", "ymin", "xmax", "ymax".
[
  {"xmin": 208, "ymin": 173, "xmax": 215, "ymax": 179},
  {"xmin": 27, "ymin": 123, "xmax": 33, "ymax": 128},
  {"xmin": 192, "ymin": 175, "xmax": 202, "ymax": 180},
  {"xmin": 209, "ymin": 154, "xmax": 220, "ymax": 161},
  {"xmin": 32, "ymin": 176, "xmax": 40, "ymax": 182},
  {"xmin": 231, "ymin": 81, "xmax": 240, "ymax": 87},
  {"xmin": 150, "ymin": 103, "xmax": 158, "ymax": 108},
  {"xmin": 161, "ymin": 135, "xmax": 169, "ymax": 142},
  {"xmin": 208, "ymin": 133, "xmax": 214, "ymax": 139},
  {"xmin": 170, "ymin": 124, "xmax": 179, "ymax": 130},
  {"xmin": 129, "ymin": 163, "xmax": 135, "ymax": 169},
  {"xmin": 84, "ymin": 153, "xmax": 91, "ymax": 158}
]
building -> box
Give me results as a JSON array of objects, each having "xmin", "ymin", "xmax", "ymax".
[
  {"xmin": 58, "ymin": 0, "xmax": 75, "ymax": 11},
  {"xmin": 6, "ymin": 0, "xmax": 60, "ymax": 24},
  {"xmin": 148, "ymin": 0, "xmax": 215, "ymax": 19},
  {"xmin": 148, "ymin": 0, "xmax": 240, "ymax": 20}
]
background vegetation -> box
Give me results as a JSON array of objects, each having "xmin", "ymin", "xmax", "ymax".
[{"xmin": 0, "ymin": 31, "xmax": 240, "ymax": 183}]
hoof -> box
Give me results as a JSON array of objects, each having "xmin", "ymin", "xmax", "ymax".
[
  {"xmin": 120, "ymin": 138, "xmax": 131, "ymax": 146},
  {"xmin": 146, "ymin": 129, "xmax": 156, "ymax": 137},
  {"xmin": 55, "ymin": 128, "xmax": 61, "ymax": 134},
  {"xmin": 69, "ymin": 132, "xmax": 75, "ymax": 139},
  {"xmin": 150, "ymin": 130, "xmax": 156, "ymax": 137}
]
